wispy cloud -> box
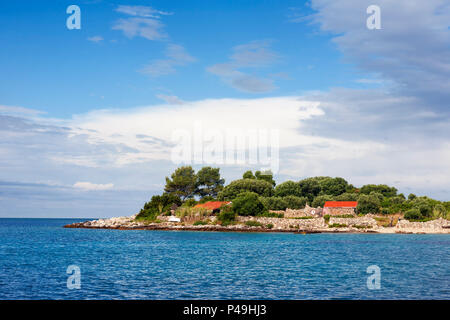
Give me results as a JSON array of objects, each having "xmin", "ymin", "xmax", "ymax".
[
  {"xmin": 156, "ymin": 94, "xmax": 185, "ymax": 105},
  {"xmin": 207, "ymin": 40, "xmax": 279, "ymax": 93},
  {"xmin": 87, "ymin": 35, "xmax": 104, "ymax": 43},
  {"xmin": 115, "ymin": 5, "xmax": 173, "ymax": 18},
  {"xmin": 308, "ymin": 0, "xmax": 450, "ymax": 110},
  {"xmin": 141, "ymin": 44, "xmax": 195, "ymax": 77},
  {"xmin": 73, "ymin": 181, "xmax": 114, "ymax": 191},
  {"xmin": 112, "ymin": 5, "xmax": 172, "ymax": 40}
]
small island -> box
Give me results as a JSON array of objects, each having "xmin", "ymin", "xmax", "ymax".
[{"xmin": 65, "ymin": 166, "xmax": 450, "ymax": 234}]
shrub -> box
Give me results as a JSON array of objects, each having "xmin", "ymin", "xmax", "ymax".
[
  {"xmin": 245, "ymin": 220, "xmax": 263, "ymax": 227},
  {"xmin": 335, "ymin": 193, "xmax": 358, "ymax": 201},
  {"xmin": 324, "ymin": 215, "xmax": 331, "ymax": 223},
  {"xmin": 319, "ymin": 177, "xmax": 349, "ymax": 196},
  {"xmin": 360, "ymin": 184, "xmax": 397, "ymax": 197},
  {"xmin": 266, "ymin": 223, "xmax": 274, "ymax": 229},
  {"xmin": 283, "ymin": 195, "xmax": 307, "ymax": 209},
  {"xmin": 433, "ymin": 204, "xmax": 447, "ymax": 219},
  {"xmin": 274, "ymin": 181, "xmax": 302, "ymax": 197},
  {"xmin": 183, "ymin": 199, "xmax": 198, "ymax": 207},
  {"xmin": 193, "ymin": 220, "xmax": 208, "ymax": 225},
  {"xmin": 357, "ymin": 194, "xmax": 381, "ymax": 214},
  {"xmin": 257, "ymin": 211, "xmax": 284, "ymax": 218},
  {"xmin": 404, "ymin": 208, "xmax": 421, "ymax": 220},
  {"xmin": 311, "ymin": 195, "xmax": 334, "ymax": 208},
  {"xmin": 328, "ymin": 223, "xmax": 347, "ymax": 228},
  {"xmin": 217, "ymin": 206, "xmax": 237, "ymax": 225},
  {"xmin": 218, "ymin": 179, "xmax": 274, "ymax": 200},
  {"xmin": 136, "ymin": 193, "xmax": 182, "ymax": 220},
  {"xmin": 259, "ymin": 196, "xmax": 288, "ymax": 210},
  {"xmin": 232, "ymin": 192, "xmax": 266, "ymax": 216}
]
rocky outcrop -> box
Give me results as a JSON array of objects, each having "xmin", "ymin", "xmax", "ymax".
[{"xmin": 64, "ymin": 215, "xmax": 450, "ymax": 234}]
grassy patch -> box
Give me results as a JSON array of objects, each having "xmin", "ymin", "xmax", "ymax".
[
  {"xmin": 257, "ymin": 212, "xmax": 284, "ymax": 218},
  {"xmin": 245, "ymin": 220, "xmax": 263, "ymax": 227},
  {"xmin": 353, "ymin": 225, "xmax": 372, "ymax": 229},
  {"xmin": 290, "ymin": 216, "xmax": 314, "ymax": 219},
  {"xmin": 193, "ymin": 220, "xmax": 208, "ymax": 226},
  {"xmin": 328, "ymin": 223, "xmax": 347, "ymax": 228},
  {"xmin": 332, "ymin": 214, "xmax": 355, "ymax": 218}
]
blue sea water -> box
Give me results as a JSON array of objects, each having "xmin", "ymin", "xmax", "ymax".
[{"xmin": 0, "ymin": 218, "xmax": 448, "ymax": 300}]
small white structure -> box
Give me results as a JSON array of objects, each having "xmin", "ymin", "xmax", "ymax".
[{"xmin": 168, "ymin": 216, "xmax": 181, "ymax": 223}]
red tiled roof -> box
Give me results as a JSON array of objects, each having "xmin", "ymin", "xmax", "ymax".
[
  {"xmin": 324, "ymin": 201, "xmax": 358, "ymax": 208},
  {"xmin": 194, "ymin": 201, "xmax": 231, "ymax": 210}
]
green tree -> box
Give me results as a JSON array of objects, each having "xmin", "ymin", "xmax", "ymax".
[
  {"xmin": 433, "ymin": 204, "xmax": 447, "ymax": 219},
  {"xmin": 255, "ymin": 170, "xmax": 276, "ymax": 187},
  {"xmin": 259, "ymin": 197, "xmax": 288, "ymax": 210},
  {"xmin": 136, "ymin": 193, "xmax": 182, "ymax": 220},
  {"xmin": 243, "ymin": 170, "xmax": 255, "ymax": 179},
  {"xmin": 311, "ymin": 194, "xmax": 334, "ymax": 207},
  {"xmin": 360, "ymin": 184, "xmax": 397, "ymax": 197},
  {"xmin": 335, "ymin": 193, "xmax": 358, "ymax": 201},
  {"xmin": 298, "ymin": 177, "xmax": 322, "ymax": 203},
  {"xmin": 283, "ymin": 195, "xmax": 307, "ymax": 209},
  {"xmin": 218, "ymin": 179, "xmax": 274, "ymax": 200},
  {"xmin": 274, "ymin": 181, "xmax": 302, "ymax": 197},
  {"xmin": 408, "ymin": 193, "xmax": 417, "ymax": 201},
  {"xmin": 404, "ymin": 208, "xmax": 421, "ymax": 220},
  {"xmin": 232, "ymin": 192, "xmax": 266, "ymax": 216},
  {"xmin": 164, "ymin": 166, "xmax": 197, "ymax": 200},
  {"xmin": 195, "ymin": 166, "xmax": 225, "ymax": 198},
  {"xmin": 357, "ymin": 194, "xmax": 381, "ymax": 214},
  {"xmin": 319, "ymin": 177, "xmax": 349, "ymax": 196}
]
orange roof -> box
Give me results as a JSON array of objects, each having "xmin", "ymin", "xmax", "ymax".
[
  {"xmin": 324, "ymin": 201, "xmax": 358, "ymax": 208},
  {"xmin": 194, "ymin": 201, "xmax": 231, "ymax": 210}
]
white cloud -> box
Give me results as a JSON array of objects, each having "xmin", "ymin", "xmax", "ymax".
[
  {"xmin": 308, "ymin": 0, "xmax": 450, "ymax": 107},
  {"xmin": 141, "ymin": 44, "xmax": 195, "ymax": 77},
  {"xmin": 0, "ymin": 105, "xmax": 44, "ymax": 116},
  {"xmin": 73, "ymin": 182, "xmax": 114, "ymax": 191},
  {"xmin": 156, "ymin": 94, "xmax": 185, "ymax": 105},
  {"xmin": 112, "ymin": 5, "xmax": 173, "ymax": 41},
  {"xmin": 207, "ymin": 40, "xmax": 279, "ymax": 93},
  {"xmin": 112, "ymin": 17, "xmax": 166, "ymax": 40},
  {"xmin": 87, "ymin": 36, "xmax": 104, "ymax": 43},
  {"xmin": 115, "ymin": 5, "xmax": 172, "ymax": 18}
]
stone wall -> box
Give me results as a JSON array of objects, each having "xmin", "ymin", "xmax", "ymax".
[
  {"xmin": 270, "ymin": 205, "xmax": 323, "ymax": 218},
  {"xmin": 323, "ymin": 207, "xmax": 356, "ymax": 216},
  {"xmin": 329, "ymin": 216, "xmax": 377, "ymax": 227},
  {"xmin": 238, "ymin": 216, "xmax": 326, "ymax": 230},
  {"xmin": 395, "ymin": 218, "xmax": 450, "ymax": 232}
]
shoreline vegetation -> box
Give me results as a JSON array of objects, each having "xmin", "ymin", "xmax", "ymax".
[{"xmin": 65, "ymin": 166, "xmax": 450, "ymax": 234}]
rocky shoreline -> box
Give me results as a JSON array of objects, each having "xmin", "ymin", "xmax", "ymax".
[{"xmin": 64, "ymin": 215, "xmax": 450, "ymax": 234}]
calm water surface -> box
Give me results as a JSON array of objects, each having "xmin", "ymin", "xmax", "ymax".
[{"xmin": 0, "ymin": 218, "xmax": 448, "ymax": 299}]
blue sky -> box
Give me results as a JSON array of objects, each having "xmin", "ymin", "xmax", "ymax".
[
  {"xmin": 0, "ymin": 0, "xmax": 366, "ymax": 117},
  {"xmin": 1, "ymin": 0, "xmax": 449, "ymax": 217}
]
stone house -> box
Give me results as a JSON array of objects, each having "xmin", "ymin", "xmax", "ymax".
[{"xmin": 323, "ymin": 201, "xmax": 358, "ymax": 216}]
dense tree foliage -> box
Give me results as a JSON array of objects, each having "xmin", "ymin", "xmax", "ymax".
[
  {"xmin": 357, "ymin": 194, "xmax": 381, "ymax": 214},
  {"xmin": 195, "ymin": 166, "xmax": 225, "ymax": 198},
  {"xmin": 164, "ymin": 166, "xmax": 197, "ymax": 200},
  {"xmin": 274, "ymin": 181, "xmax": 302, "ymax": 197},
  {"xmin": 142, "ymin": 166, "xmax": 449, "ymax": 221},
  {"xmin": 218, "ymin": 179, "xmax": 274, "ymax": 200},
  {"xmin": 136, "ymin": 193, "xmax": 182, "ymax": 220},
  {"xmin": 232, "ymin": 192, "xmax": 266, "ymax": 216}
]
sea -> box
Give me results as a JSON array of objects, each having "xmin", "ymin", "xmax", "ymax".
[{"xmin": 0, "ymin": 218, "xmax": 448, "ymax": 300}]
